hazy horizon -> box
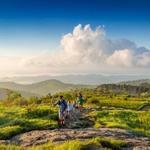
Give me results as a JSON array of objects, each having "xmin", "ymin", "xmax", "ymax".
[{"xmin": 0, "ymin": 74, "xmax": 149, "ymax": 85}]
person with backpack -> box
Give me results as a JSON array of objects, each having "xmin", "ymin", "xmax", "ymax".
[
  {"xmin": 55, "ymin": 95, "xmax": 67, "ymax": 126},
  {"xmin": 76, "ymin": 93, "xmax": 84, "ymax": 112}
]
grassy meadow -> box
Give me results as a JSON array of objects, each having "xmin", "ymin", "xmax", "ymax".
[
  {"xmin": 0, "ymin": 86, "xmax": 150, "ymax": 149},
  {"xmin": 0, "ymin": 94, "xmax": 58, "ymax": 139}
]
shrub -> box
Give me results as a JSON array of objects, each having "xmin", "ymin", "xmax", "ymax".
[
  {"xmin": 87, "ymin": 97, "xmax": 100, "ymax": 104},
  {"xmin": 0, "ymin": 125, "xmax": 22, "ymax": 139}
]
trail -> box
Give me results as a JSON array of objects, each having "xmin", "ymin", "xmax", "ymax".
[
  {"xmin": 0, "ymin": 108, "xmax": 150, "ymax": 149},
  {"xmin": 2, "ymin": 128, "xmax": 149, "ymax": 148}
]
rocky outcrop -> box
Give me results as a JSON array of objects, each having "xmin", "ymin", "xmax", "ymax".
[
  {"xmin": 0, "ymin": 128, "xmax": 149, "ymax": 148},
  {"xmin": 133, "ymin": 146, "xmax": 150, "ymax": 150}
]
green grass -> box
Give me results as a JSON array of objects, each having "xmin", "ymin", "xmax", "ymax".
[
  {"xmin": 0, "ymin": 105, "xmax": 58, "ymax": 139},
  {"xmin": 0, "ymin": 88, "xmax": 150, "ymax": 140},
  {"xmin": 64, "ymin": 88, "xmax": 150, "ymax": 110},
  {"xmin": 89, "ymin": 110, "xmax": 150, "ymax": 136},
  {"xmin": 98, "ymin": 99, "xmax": 147, "ymax": 110},
  {"xmin": 86, "ymin": 95, "xmax": 149, "ymax": 110},
  {"xmin": 0, "ymin": 137, "xmax": 127, "ymax": 150},
  {"xmin": 0, "ymin": 125, "xmax": 22, "ymax": 139},
  {"xmin": 0, "ymin": 144, "xmax": 23, "ymax": 150}
]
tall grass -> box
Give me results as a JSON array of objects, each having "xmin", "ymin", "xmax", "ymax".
[
  {"xmin": 0, "ymin": 105, "xmax": 58, "ymax": 139},
  {"xmin": 89, "ymin": 110, "xmax": 150, "ymax": 136}
]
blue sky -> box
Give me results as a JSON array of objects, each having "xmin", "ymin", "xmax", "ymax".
[
  {"xmin": 0, "ymin": 0, "xmax": 150, "ymax": 55},
  {"xmin": 0, "ymin": 0, "xmax": 150, "ymax": 76}
]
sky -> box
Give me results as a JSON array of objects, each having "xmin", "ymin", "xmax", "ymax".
[{"xmin": 0, "ymin": 0, "xmax": 150, "ymax": 76}]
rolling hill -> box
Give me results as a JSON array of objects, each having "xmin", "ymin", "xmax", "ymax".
[
  {"xmin": 0, "ymin": 79, "xmax": 95, "ymax": 97},
  {"xmin": 120, "ymin": 79, "xmax": 150, "ymax": 86},
  {"xmin": 96, "ymin": 83, "xmax": 150, "ymax": 96},
  {"xmin": 0, "ymin": 88, "xmax": 12, "ymax": 100}
]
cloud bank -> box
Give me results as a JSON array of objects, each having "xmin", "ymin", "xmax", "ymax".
[{"xmin": 0, "ymin": 24, "xmax": 150, "ymax": 75}]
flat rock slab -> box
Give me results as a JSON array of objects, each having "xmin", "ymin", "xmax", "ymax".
[{"xmin": 2, "ymin": 128, "xmax": 149, "ymax": 147}]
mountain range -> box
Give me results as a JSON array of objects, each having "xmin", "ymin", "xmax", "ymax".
[
  {"xmin": 0, "ymin": 79, "xmax": 94, "ymax": 98},
  {"xmin": 0, "ymin": 74, "xmax": 150, "ymax": 84},
  {"xmin": 0, "ymin": 76, "xmax": 150, "ymax": 99}
]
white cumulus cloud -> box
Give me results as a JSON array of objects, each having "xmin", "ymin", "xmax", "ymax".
[
  {"xmin": 0, "ymin": 24, "xmax": 150, "ymax": 75},
  {"xmin": 106, "ymin": 49, "xmax": 134, "ymax": 67}
]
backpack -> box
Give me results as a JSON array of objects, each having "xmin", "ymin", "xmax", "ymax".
[{"xmin": 62, "ymin": 100, "xmax": 67, "ymax": 110}]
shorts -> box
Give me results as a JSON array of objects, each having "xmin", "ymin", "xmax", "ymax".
[{"xmin": 59, "ymin": 110, "xmax": 65, "ymax": 120}]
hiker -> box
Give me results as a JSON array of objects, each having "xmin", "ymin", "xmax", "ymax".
[
  {"xmin": 55, "ymin": 95, "xmax": 67, "ymax": 126},
  {"xmin": 67, "ymin": 99, "xmax": 74, "ymax": 119},
  {"xmin": 76, "ymin": 93, "xmax": 84, "ymax": 112}
]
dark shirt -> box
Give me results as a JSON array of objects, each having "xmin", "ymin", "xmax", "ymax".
[{"xmin": 57, "ymin": 99, "xmax": 67, "ymax": 113}]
